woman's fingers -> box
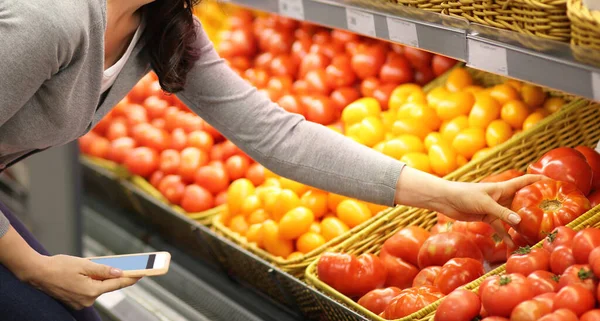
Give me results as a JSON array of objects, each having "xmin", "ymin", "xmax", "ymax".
[{"xmin": 97, "ymin": 277, "xmax": 141, "ymax": 294}]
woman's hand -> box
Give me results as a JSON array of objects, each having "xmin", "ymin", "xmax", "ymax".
[{"xmin": 19, "ymin": 254, "xmax": 140, "ymax": 310}]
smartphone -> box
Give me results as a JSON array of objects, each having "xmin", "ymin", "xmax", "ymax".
[{"xmin": 87, "ymin": 252, "xmax": 171, "ymax": 277}]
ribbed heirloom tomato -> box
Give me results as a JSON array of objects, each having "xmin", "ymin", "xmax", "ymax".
[
  {"xmin": 382, "ymin": 286, "xmax": 444, "ymax": 319},
  {"xmin": 434, "ymin": 258, "xmax": 484, "ymax": 294},
  {"xmin": 575, "ymin": 146, "xmax": 600, "ymax": 191},
  {"xmin": 413, "ymin": 266, "xmax": 442, "ymax": 287},
  {"xmin": 417, "ymin": 232, "xmax": 483, "ymax": 268},
  {"xmin": 382, "ymin": 226, "xmax": 430, "ymax": 267},
  {"xmin": 528, "ymin": 147, "xmax": 593, "ymax": 195},
  {"xmin": 379, "ymin": 248, "xmax": 419, "ymax": 289},
  {"xmin": 317, "ymin": 253, "xmax": 387, "ymax": 297},
  {"xmin": 511, "ymin": 179, "xmax": 590, "ymax": 245},
  {"xmin": 357, "ymin": 287, "xmax": 403, "ymax": 315}
]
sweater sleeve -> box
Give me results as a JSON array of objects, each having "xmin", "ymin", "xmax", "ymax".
[
  {"xmin": 0, "ymin": 210, "xmax": 9, "ymax": 238},
  {"xmin": 176, "ymin": 20, "xmax": 405, "ymax": 206}
]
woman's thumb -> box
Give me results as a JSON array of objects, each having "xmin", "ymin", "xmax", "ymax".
[{"xmin": 83, "ymin": 260, "xmax": 122, "ymax": 279}]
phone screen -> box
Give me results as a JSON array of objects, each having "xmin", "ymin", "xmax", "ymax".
[{"xmin": 91, "ymin": 254, "xmax": 156, "ymax": 271}]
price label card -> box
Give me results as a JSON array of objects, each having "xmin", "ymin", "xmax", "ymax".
[
  {"xmin": 592, "ymin": 71, "xmax": 600, "ymax": 102},
  {"xmin": 346, "ymin": 8, "xmax": 376, "ymax": 37},
  {"xmin": 468, "ymin": 40, "xmax": 508, "ymax": 76},
  {"xmin": 386, "ymin": 17, "xmax": 419, "ymax": 47},
  {"xmin": 279, "ymin": 0, "xmax": 304, "ymax": 21},
  {"xmin": 97, "ymin": 291, "xmax": 126, "ymax": 310}
]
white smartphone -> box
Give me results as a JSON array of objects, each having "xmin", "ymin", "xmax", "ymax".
[{"xmin": 87, "ymin": 251, "xmax": 171, "ymax": 277}]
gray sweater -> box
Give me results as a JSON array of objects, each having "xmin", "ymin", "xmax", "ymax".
[{"xmin": 0, "ymin": 0, "xmax": 404, "ymax": 238}]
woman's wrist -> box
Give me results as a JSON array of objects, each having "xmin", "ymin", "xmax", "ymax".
[
  {"xmin": 394, "ymin": 167, "xmax": 458, "ymax": 212},
  {"xmin": 0, "ymin": 226, "xmax": 48, "ymax": 282}
]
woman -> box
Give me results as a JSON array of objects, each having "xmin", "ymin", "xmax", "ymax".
[{"xmin": 0, "ymin": 0, "xmax": 541, "ymax": 320}]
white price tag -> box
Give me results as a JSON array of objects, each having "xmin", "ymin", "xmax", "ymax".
[
  {"xmin": 592, "ymin": 71, "xmax": 600, "ymax": 102},
  {"xmin": 386, "ymin": 17, "xmax": 419, "ymax": 47},
  {"xmin": 279, "ymin": 0, "xmax": 304, "ymax": 21},
  {"xmin": 346, "ymin": 8, "xmax": 376, "ymax": 37},
  {"xmin": 97, "ymin": 291, "xmax": 126, "ymax": 310},
  {"xmin": 468, "ymin": 40, "xmax": 508, "ymax": 76}
]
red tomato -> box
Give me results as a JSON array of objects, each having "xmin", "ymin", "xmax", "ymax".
[
  {"xmin": 202, "ymin": 121, "xmax": 223, "ymax": 141},
  {"xmin": 108, "ymin": 137, "xmax": 136, "ymax": 164},
  {"xmin": 303, "ymin": 95, "xmax": 336, "ymax": 125},
  {"xmin": 507, "ymin": 227, "xmax": 530, "ymax": 256},
  {"xmin": 143, "ymin": 96, "xmax": 168, "ymax": 119},
  {"xmin": 589, "ymin": 247, "xmax": 600, "ymax": 278},
  {"xmin": 480, "ymin": 274, "xmax": 535, "ymax": 317},
  {"xmin": 575, "ymin": 146, "xmax": 600, "ymax": 191},
  {"xmin": 304, "ymin": 69, "xmax": 331, "ymax": 95},
  {"xmin": 573, "ymin": 228, "xmax": 600, "ymax": 263},
  {"xmin": 512, "ymin": 179, "xmax": 591, "ymax": 245},
  {"xmin": 317, "ymin": 253, "xmax": 387, "ymax": 297},
  {"xmin": 299, "ymin": 53, "xmax": 330, "ymax": 79},
  {"xmin": 179, "ymin": 147, "xmax": 209, "ymax": 183},
  {"xmin": 254, "ymin": 52, "xmax": 274, "ymax": 70},
  {"xmin": 310, "ymin": 42, "xmax": 341, "ymax": 60},
  {"xmin": 453, "ymin": 221, "xmax": 507, "ymax": 263},
  {"xmin": 411, "ymin": 267, "xmax": 440, "ymax": 288},
  {"xmin": 227, "ymin": 28, "xmax": 257, "ymax": 57},
  {"xmin": 357, "ymin": 287, "xmax": 403, "ymax": 315},
  {"xmin": 434, "ymin": 258, "xmax": 484, "ymax": 294},
  {"xmin": 372, "ymin": 83, "xmax": 398, "ymax": 111},
  {"xmin": 437, "ymin": 213, "xmax": 455, "ymax": 224},
  {"xmin": 244, "ymin": 68, "xmax": 270, "ymax": 89},
  {"xmin": 278, "ymin": 94, "xmax": 306, "ymax": 116},
  {"xmin": 404, "ymin": 47, "xmax": 433, "ymax": 69},
  {"xmin": 106, "ymin": 121, "xmax": 129, "ymax": 141},
  {"xmin": 480, "ymin": 169, "xmax": 525, "ymax": 183},
  {"xmin": 414, "ymin": 66, "xmax": 436, "ymax": 86},
  {"xmin": 220, "ymin": 140, "xmax": 241, "ymax": 160},
  {"xmin": 330, "ymin": 87, "xmax": 361, "ymax": 112},
  {"xmin": 434, "ymin": 289, "xmax": 481, "ymax": 321},
  {"xmin": 325, "ymin": 55, "xmax": 356, "ymax": 88},
  {"xmin": 187, "ymin": 131, "xmax": 214, "ymax": 153},
  {"xmin": 543, "ymin": 226, "xmax": 576, "ymax": 253},
  {"xmin": 528, "ymin": 147, "xmax": 593, "ymax": 195},
  {"xmin": 149, "ymin": 171, "xmax": 165, "ymax": 188},
  {"xmin": 510, "ymin": 299, "xmax": 552, "ymax": 321},
  {"xmin": 270, "ymin": 55, "xmax": 298, "ymax": 78},
  {"xmin": 331, "ymin": 29, "xmax": 359, "ymax": 46},
  {"xmin": 180, "ymin": 184, "xmax": 214, "ymax": 213},
  {"xmin": 430, "ymin": 222, "xmax": 454, "ymax": 235},
  {"xmin": 127, "ymin": 75, "xmax": 153, "ymax": 103},
  {"xmin": 581, "ymin": 310, "xmax": 600, "ymax": 321},
  {"xmin": 245, "ymin": 163, "xmax": 265, "ymax": 186},
  {"xmin": 194, "ymin": 165, "xmax": 229, "ymax": 194},
  {"xmin": 417, "ymin": 232, "xmax": 483, "ymax": 268},
  {"xmin": 553, "ymin": 285, "xmax": 596, "ymax": 316},
  {"xmin": 379, "ymin": 54, "xmax": 413, "ymax": 84},
  {"xmin": 382, "ymin": 226, "xmax": 430, "ymax": 267},
  {"xmin": 159, "ymin": 149, "xmax": 181, "ymax": 175},
  {"xmin": 506, "ymin": 247, "xmax": 550, "ymax": 276},
  {"xmin": 124, "ymin": 104, "xmax": 149, "ymax": 127},
  {"xmin": 383, "ymin": 286, "xmax": 444, "ymax": 319},
  {"xmin": 527, "ymin": 271, "xmax": 559, "ymax": 295},
  {"xmin": 225, "ymin": 155, "xmax": 250, "ymax": 181},
  {"xmin": 291, "ymin": 39, "xmax": 311, "ymax": 63},
  {"xmin": 379, "ymin": 248, "xmax": 419, "ymax": 289},
  {"xmin": 215, "ymin": 190, "xmax": 227, "ymax": 206},
  {"xmin": 558, "ymin": 264, "xmax": 598, "ymax": 292},
  {"xmin": 228, "ymin": 56, "xmax": 251, "ymax": 72},
  {"xmin": 360, "ymin": 77, "xmax": 380, "ymax": 97},
  {"xmin": 538, "ymin": 309, "xmax": 579, "ymax": 321},
  {"xmin": 589, "ymin": 190, "xmax": 600, "ymax": 207},
  {"xmin": 481, "ymin": 318, "xmax": 510, "ymax": 321},
  {"xmin": 124, "ymin": 147, "xmax": 159, "ymax": 177},
  {"xmin": 151, "ymin": 118, "xmax": 166, "ymax": 130},
  {"xmin": 170, "ymin": 128, "xmax": 187, "ymax": 151},
  {"xmin": 142, "ymin": 127, "xmax": 170, "ymax": 152},
  {"xmin": 158, "ymin": 175, "xmax": 185, "ymax": 205},
  {"xmin": 533, "ymin": 292, "xmax": 557, "ymax": 310},
  {"xmin": 87, "ymin": 136, "xmax": 110, "ymax": 159},
  {"xmin": 432, "ymin": 55, "xmax": 457, "ymax": 76},
  {"xmin": 351, "ymin": 44, "xmax": 387, "ymax": 80},
  {"xmin": 267, "ymin": 75, "xmax": 294, "ymax": 101},
  {"xmin": 550, "ymin": 245, "xmax": 576, "ymax": 275}
]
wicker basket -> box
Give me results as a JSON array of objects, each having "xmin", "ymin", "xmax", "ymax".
[
  {"xmin": 305, "ymin": 98, "xmax": 600, "ymax": 321},
  {"xmin": 568, "ymin": 0, "xmax": 600, "ymax": 64}
]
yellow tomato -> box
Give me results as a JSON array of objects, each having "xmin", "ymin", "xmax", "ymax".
[
  {"xmin": 227, "ymin": 179, "xmax": 256, "ymax": 215},
  {"xmin": 240, "ymin": 195, "xmax": 262, "ymax": 216},
  {"xmin": 256, "ymin": 186, "xmax": 280, "ymax": 203},
  {"xmin": 261, "ymin": 188, "xmax": 282, "ymax": 215},
  {"xmin": 501, "ymin": 100, "xmax": 530, "ymax": 129},
  {"xmin": 262, "ymin": 177, "xmax": 281, "ymax": 187},
  {"xmin": 272, "ymin": 189, "xmax": 301, "ymax": 222},
  {"xmin": 345, "ymin": 123, "xmax": 362, "ymax": 142},
  {"xmin": 463, "ymin": 85, "xmax": 485, "ymax": 94},
  {"xmin": 328, "ymin": 193, "xmax": 350, "ymax": 213},
  {"xmin": 436, "ymin": 92, "xmax": 475, "ymax": 121},
  {"xmin": 366, "ymin": 202, "xmax": 389, "ymax": 215},
  {"xmin": 246, "ymin": 223, "xmax": 264, "ymax": 247},
  {"xmin": 391, "ymin": 119, "xmax": 432, "ymax": 140},
  {"xmin": 428, "ymin": 143, "xmax": 458, "ymax": 176},
  {"xmin": 505, "ymin": 79, "xmax": 523, "ymax": 91},
  {"xmin": 263, "ymin": 167, "xmax": 278, "ymax": 180},
  {"xmin": 279, "ymin": 207, "xmax": 315, "ymax": 240},
  {"xmin": 543, "ymin": 97, "xmax": 565, "ymax": 114},
  {"xmin": 457, "ymin": 154, "xmax": 468, "ymax": 167},
  {"xmin": 381, "ymin": 111, "xmax": 397, "ymax": 132},
  {"xmin": 523, "ymin": 111, "xmax": 547, "ymax": 131},
  {"xmin": 279, "ymin": 177, "xmax": 309, "ymax": 196},
  {"xmin": 296, "ymin": 232, "xmax": 326, "ymax": 254},
  {"xmin": 490, "ymin": 84, "xmax": 520, "ymax": 105},
  {"xmin": 388, "ymin": 84, "xmax": 425, "ymax": 110},
  {"xmin": 287, "ymin": 252, "xmax": 303, "ymax": 260},
  {"xmin": 400, "ymin": 152, "xmax": 432, "ymax": 173},
  {"xmin": 327, "ymin": 124, "xmax": 342, "ymax": 134},
  {"xmin": 248, "ymin": 209, "xmax": 269, "ymax": 225},
  {"xmin": 468, "ymin": 94, "xmax": 501, "ymax": 129},
  {"xmin": 426, "ymin": 87, "xmax": 450, "ymax": 110},
  {"xmin": 262, "ymin": 220, "xmax": 294, "ymax": 258},
  {"xmin": 521, "ymin": 84, "xmax": 546, "ymax": 108},
  {"xmin": 440, "ymin": 115, "xmax": 469, "ymax": 143},
  {"xmin": 446, "ymin": 68, "xmax": 473, "ymax": 92},
  {"xmin": 320, "ymin": 217, "xmax": 350, "ymax": 241},
  {"xmin": 424, "ymin": 132, "xmax": 444, "ymax": 151},
  {"xmin": 336, "ymin": 200, "xmax": 372, "ymax": 228},
  {"xmin": 472, "ymin": 147, "xmax": 491, "ymax": 161},
  {"xmin": 373, "ymin": 142, "xmax": 386, "ymax": 153},
  {"xmin": 485, "ymin": 119, "xmax": 513, "ymax": 147},
  {"xmin": 398, "ymin": 103, "xmax": 442, "ymax": 131},
  {"xmin": 309, "ymin": 222, "xmax": 321, "ymax": 234},
  {"xmin": 229, "ymin": 215, "xmax": 249, "ymax": 235},
  {"xmin": 300, "ymin": 190, "xmax": 328, "ymax": 219},
  {"xmin": 359, "ymin": 116, "xmax": 385, "ymax": 147},
  {"xmin": 383, "ymin": 135, "xmax": 426, "ymax": 159},
  {"xmin": 342, "ymin": 98, "xmax": 381, "ymax": 125},
  {"xmin": 452, "ymin": 128, "xmax": 486, "ymax": 159}
]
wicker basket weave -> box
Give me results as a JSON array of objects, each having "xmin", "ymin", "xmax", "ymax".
[{"xmin": 568, "ymin": 0, "xmax": 600, "ymax": 64}]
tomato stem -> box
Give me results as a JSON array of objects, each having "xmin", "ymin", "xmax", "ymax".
[
  {"xmin": 513, "ymin": 246, "xmax": 532, "ymax": 255},
  {"xmin": 551, "ymin": 274, "xmax": 560, "ymax": 283},
  {"xmin": 578, "ymin": 267, "xmax": 596, "ymax": 281},
  {"xmin": 539, "ymin": 199, "xmax": 562, "ymax": 211},
  {"xmin": 499, "ymin": 275, "xmax": 512, "ymax": 285},
  {"xmin": 545, "ymin": 230, "xmax": 557, "ymax": 243}
]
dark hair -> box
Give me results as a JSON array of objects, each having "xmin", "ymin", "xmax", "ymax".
[{"xmin": 143, "ymin": 0, "xmax": 202, "ymax": 93}]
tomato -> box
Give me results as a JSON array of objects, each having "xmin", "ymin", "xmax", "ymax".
[
  {"xmin": 381, "ymin": 226, "xmax": 430, "ymax": 267},
  {"xmin": 149, "ymin": 171, "xmax": 165, "ymax": 188},
  {"xmin": 85, "ymin": 136, "xmax": 110, "ymax": 159},
  {"xmin": 325, "ymin": 55, "xmax": 356, "ymax": 88},
  {"xmin": 382, "ymin": 286, "xmax": 444, "ymax": 319},
  {"xmin": 336, "ymin": 199, "xmax": 372, "ymax": 228},
  {"xmin": 572, "ymin": 228, "xmax": 600, "ymax": 263},
  {"xmin": 413, "ymin": 266, "xmax": 442, "ymax": 287},
  {"xmin": 351, "ymin": 44, "xmax": 386, "ymax": 80},
  {"xmin": 528, "ymin": 147, "xmax": 593, "ymax": 195},
  {"xmin": 124, "ymin": 104, "xmax": 148, "ymax": 127},
  {"xmin": 446, "ymin": 68, "xmax": 473, "ymax": 92},
  {"xmin": 436, "ymin": 92, "xmax": 475, "ymax": 121},
  {"xmin": 357, "ymin": 287, "xmax": 403, "ymax": 315},
  {"xmin": 105, "ymin": 121, "xmax": 128, "ymax": 141},
  {"xmin": 452, "ymin": 127, "xmax": 486, "ymax": 160},
  {"xmin": 303, "ymin": 95, "xmax": 336, "ymax": 125},
  {"xmin": 482, "ymin": 318, "xmax": 510, "ymax": 321},
  {"xmin": 554, "ymin": 285, "xmax": 596, "ymax": 316},
  {"xmin": 511, "ymin": 179, "xmax": 591, "ymax": 245},
  {"xmin": 430, "ymin": 222, "xmax": 453, "ymax": 235},
  {"xmin": 158, "ymin": 175, "xmax": 185, "ymax": 205},
  {"xmin": 428, "ymin": 143, "xmax": 459, "ymax": 177},
  {"xmin": 372, "ymin": 83, "xmax": 398, "ymax": 111},
  {"xmin": 581, "ymin": 310, "xmax": 600, "ymax": 321},
  {"xmin": 270, "ymin": 55, "xmax": 298, "ymax": 79},
  {"xmin": 225, "ymin": 155, "xmax": 250, "ymax": 181},
  {"xmin": 589, "ymin": 247, "xmax": 600, "ymax": 278},
  {"xmin": 245, "ymin": 163, "xmax": 265, "ymax": 187},
  {"xmin": 320, "ymin": 217, "xmax": 349, "ymax": 241},
  {"xmin": 158, "ymin": 149, "xmax": 182, "ymax": 175},
  {"xmin": 403, "ymin": 47, "xmax": 433, "ymax": 69},
  {"xmin": 500, "ymin": 100, "xmax": 529, "ymax": 129},
  {"xmin": 181, "ymin": 184, "xmax": 214, "ymax": 213},
  {"xmin": 434, "ymin": 289, "xmax": 480, "ymax": 321},
  {"xmin": 532, "ymin": 292, "xmax": 556, "ymax": 309},
  {"xmin": 452, "ymin": 221, "xmax": 507, "ymax": 263},
  {"xmin": 379, "ymin": 53, "xmax": 413, "ymax": 84},
  {"xmin": 550, "ymin": 245, "xmax": 576, "ymax": 275},
  {"xmin": 481, "ymin": 274, "xmax": 535, "ymax": 317},
  {"xmin": 227, "ymin": 179, "xmax": 255, "ymax": 216},
  {"xmin": 510, "ymin": 299, "xmax": 552, "ymax": 321},
  {"xmin": 527, "ymin": 271, "xmax": 559, "ymax": 295},
  {"xmin": 261, "ymin": 219, "xmax": 294, "ymax": 258},
  {"xmin": 379, "ymin": 248, "xmax": 419, "ymax": 289},
  {"xmin": 317, "ymin": 253, "xmax": 387, "ymax": 297},
  {"xmin": 299, "ymin": 52, "xmax": 330, "ymax": 78},
  {"xmin": 194, "ymin": 165, "xmax": 229, "ymax": 194},
  {"xmin": 417, "ymin": 232, "xmax": 483, "ymax": 268},
  {"xmin": 468, "ymin": 94, "xmax": 501, "ymax": 129},
  {"xmin": 330, "ymin": 87, "xmax": 361, "ymax": 112},
  {"xmin": 538, "ymin": 309, "xmax": 579, "ymax": 321},
  {"xmin": 108, "ymin": 137, "xmax": 136, "ymax": 164},
  {"xmin": 543, "ymin": 226, "xmax": 576, "ymax": 252},
  {"xmin": 169, "ymin": 128, "xmax": 187, "ymax": 151},
  {"xmin": 432, "ymin": 55, "xmax": 456, "ymax": 76},
  {"xmin": 296, "ymin": 231, "xmax": 325, "ymax": 254},
  {"xmin": 279, "ymin": 207, "xmax": 314, "ymax": 240},
  {"xmin": 559, "ymin": 264, "xmax": 597, "ymax": 292},
  {"xmin": 124, "ymin": 147, "xmax": 159, "ymax": 177},
  {"xmin": 414, "ymin": 67, "xmax": 436, "ymax": 86},
  {"xmin": 304, "ymin": 69, "xmax": 331, "ymax": 96},
  {"xmin": 481, "ymin": 169, "xmax": 524, "ymax": 183},
  {"xmin": 178, "ymin": 147, "xmax": 209, "ymax": 183},
  {"xmin": 434, "ymin": 258, "xmax": 484, "ymax": 294},
  {"xmin": 575, "ymin": 146, "xmax": 600, "ymax": 191},
  {"xmin": 589, "ymin": 190, "xmax": 600, "ymax": 208},
  {"xmin": 506, "ymin": 247, "xmax": 550, "ymax": 276}
]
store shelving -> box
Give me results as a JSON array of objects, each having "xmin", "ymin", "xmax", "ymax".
[{"xmin": 224, "ymin": 0, "xmax": 600, "ymax": 101}]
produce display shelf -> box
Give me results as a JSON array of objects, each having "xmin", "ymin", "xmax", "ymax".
[{"xmin": 223, "ymin": 0, "xmax": 600, "ymax": 102}]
